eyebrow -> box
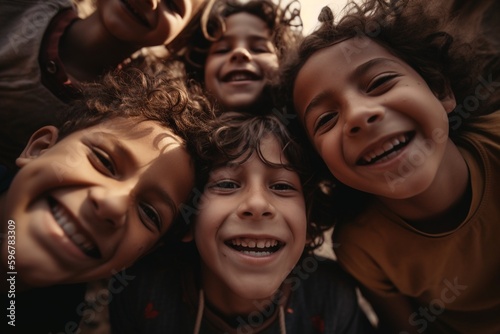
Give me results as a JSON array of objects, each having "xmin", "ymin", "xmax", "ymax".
[
  {"xmin": 352, "ymin": 57, "xmax": 399, "ymax": 80},
  {"xmin": 302, "ymin": 90, "xmax": 335, "ymax": 124},
  {"xmin": 302, "ymin": 58, "xmax": 399, "ymax": 123},
  {"xmin": 95, "ymin": 132, "xmax": 138, "ymax": 166}
]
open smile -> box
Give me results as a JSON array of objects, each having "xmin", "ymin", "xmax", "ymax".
[
  {"xmin": 357, "ymin": 131, "xmax": 415, "ymax": 166},
  {"xmin": 222, "ymin": 70, "xmax": 261, "ymax": 82},
  {"xmin": 48, "ymin": 197, "xmax": 101, "ymax": 259},
  {"xmin": 225, "ymin": 237, "xmax": 284, "ymax": 257}
]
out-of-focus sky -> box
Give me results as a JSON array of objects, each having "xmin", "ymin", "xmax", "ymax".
[{"xmin": 297, "ymin": 0, "xmax": 350, "ymax": 35}]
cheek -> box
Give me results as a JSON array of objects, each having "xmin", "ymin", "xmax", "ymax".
[{"xmin": 260, "ymin": 56, "xmax": 278, "ymax": 74}]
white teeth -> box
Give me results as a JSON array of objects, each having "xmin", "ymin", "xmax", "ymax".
[
  {"xmin": 50, "ymin": 202, "xmax": 95, "ymax": 254},
  {"xmin": 230, "ymin": 238, "xmax": 279, "ymax": 249},
  {"xmin": 241, "ymin": 251, "xmax": 272, "ymax": 257},
  {"xmin": 62, "ymin": 222, "xmax": 76, "ymax": 235},
  {"xmin": 226, "ymin": 73, "xmax": 256, "ymax": 82},
  {"xmin": 363, "ymin": 134, "xmax": 409, "ymax": 163}
]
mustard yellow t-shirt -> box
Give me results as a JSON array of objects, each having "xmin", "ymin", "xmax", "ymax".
[{"xmin": 334, "ymin": 111, "xmax": 500, "ymax": 333}]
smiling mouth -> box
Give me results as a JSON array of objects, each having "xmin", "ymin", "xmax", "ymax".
[
  {"xmin": 357, "ymin": 131, "xmax": 415, "ymax": 166},
  {"xmin": 120, "ymin": 0, "xmax": 150, "ymax": 28},
  {"xmin": 225, "ymin": 238, "xmax": 284, "ymax": 257},
  {"xmin": 48, "ymin": 197, "xmax": 101, "ymax": 259},
  {"xmin": 222, "ymin": 71, "xmax": 261, "ymax": 82}
]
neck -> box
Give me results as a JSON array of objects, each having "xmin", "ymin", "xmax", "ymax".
[
  {"xmin": 60, "ymin": 12, "xmax": 140, "ymax": 82},
  {"xmin": 200, "ymin": 268, "xmax": 279, "ymax": 317},
  {"xmin": 379, "ymin": 139, "xmax": 470, "ymax": 231}
]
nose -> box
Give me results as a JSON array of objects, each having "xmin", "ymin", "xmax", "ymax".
[
  {"xmin": 237, "ymin": 186, "xmax": 275, "ymax": 220},
  {"xmin": 88, "ymin": 186, "xmax": 129, "ymax": 227},
  {"xmin": 343, "ymin": 100, "xmax": 385, "ymax": 136},
  {"xmin": 230, "ymin": 47, "xmax": 252, "ymax": 63}
]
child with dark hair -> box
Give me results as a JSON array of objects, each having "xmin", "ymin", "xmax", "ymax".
[
  {"xmin": 281, "ymin": 0, "xmax": 500, "ymax": 333},
  {"xmin": 0, "ymin": 0, "xmax": 207, "ymax": 175},
  {"xmin": 1, "ymin": 63, "xmax": 214, "ymax": 333},
  {"xmin": 170, "ymin": 0, "xmax": 303, "ymax": 113},
  {"xmin": 108, "ymin": 111, "xmax": 375, "ymax": 333}
]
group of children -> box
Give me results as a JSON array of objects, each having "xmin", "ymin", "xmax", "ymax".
[{"xmin": 1, "ymin": 0, "xmax": 499, "ymax": 333}]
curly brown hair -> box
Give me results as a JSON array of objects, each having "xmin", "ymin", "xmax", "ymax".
[
  {"xmin": 279, "ymin": 0, "xmax": 500, "ymax": 227},
  {"xmin": 58, "ymin": 62, "xmax": 213, "ymax": 141},
  {"xmin": 169, "ymin": 0, "xmax": 303, "ymax": 85}
]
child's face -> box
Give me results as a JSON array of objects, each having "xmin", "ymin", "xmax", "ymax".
[
  {"xmin": 293, "ymin": 38, "xmax": 456, "ymax": 199},
  {"xmin": 1, "ymin": 118, "xmax": 194, "ymax": 287},
  {"xmin": 96, "ymin": 0, "xmax": 204, "ymax": 47},
  {"xmin": 204, "ymin": 12, "xmax": 279, "ymax": 110},
  {"xmin": 193, "ymin": 135, "xmax": 306, "ymax": 312}
]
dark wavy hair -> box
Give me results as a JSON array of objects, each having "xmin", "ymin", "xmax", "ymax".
[
  {"xmin": 279, "ymin": 0, "xmax": 499, "ymax": 226},
  {"xmin": 169, "ymin": 0, "xmax": 303, "ymax": 85},
  {"xmin": 193, "ymin": 111, "xmax": 330, "ymax": 252}
]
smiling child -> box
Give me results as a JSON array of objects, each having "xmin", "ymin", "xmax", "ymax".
[
  {"xmin": 172, "ymin": 0, "xmax": 302, "ymax": 113},
  {"xmin": 282, "ymin": 0, "xmax": 500, "ymax": 332},
  {"xmin": 109, "ymin": 111, "xmax": 375, "ymax": 333},
  {"xmin": 1, "ymin": 63, "xmax": 213, "ymax": 332}
]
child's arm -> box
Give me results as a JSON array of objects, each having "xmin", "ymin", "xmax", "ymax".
[{"xmin": 361, "ymin": 288, "xmax": 420, "ymax": 334}]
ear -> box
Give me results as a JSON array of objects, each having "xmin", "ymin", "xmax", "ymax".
[
  {"xmin": 16, "ymin": 126, "xmax": 59, "ymax": 168},
  {"xmin": 439, "ymin": 85, "xmax": 456, "ymax": 114}
]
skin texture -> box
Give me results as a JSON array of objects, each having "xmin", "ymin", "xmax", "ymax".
[
  {"xmin": 188, "ymin": 135, "xmax": 306, "ymax": 316},
  {"xmin": 0, "ymin": 118, "xmax": 194, "ymax": 289},
  {"xmin": 204, "ymin": 12, "xmax": 278, "ymax": 111}
]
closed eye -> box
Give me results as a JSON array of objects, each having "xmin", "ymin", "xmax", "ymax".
[
  {"xmin": 138, "ymin": 202, "xmax": 162, "ymax": 232},
  {"xmin": 367, "ymin": 74, "xmax": 399, "ymax": 93},
  {"xmin": 270, "ymin": 183, "xmax": 295, "ymax": 191},
  {"xmin": 314, "ymin": 112, "xmax": 338, "ymax": 134},
  {"xmin": 211, "ymin": 180, "xmax": 239, "ymax": 189},
  {"xmin": 209, "ymin": 41, "xmax": 230, "ymax": 54}
]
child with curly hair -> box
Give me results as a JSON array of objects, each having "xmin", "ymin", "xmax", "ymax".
[
  {"xmin": 1, "ymin": 63, "xmax": 213, "ymax": 333},
  {"xmin": 171, "ymin": 0, "xmax": 303, "ymax": 113},
  {"xmin": 282, "ymin": 0, "xmax": 500, "ymax": 332},
  {"xmin": 108, "ymin": 111, "xmax": 375, "ymax": 333}
]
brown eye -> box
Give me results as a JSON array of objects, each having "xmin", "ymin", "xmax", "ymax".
[
  {"xmin": 271, "ymin": 183, "xmax": 294, "ymax": 191},
  {"xmin": 367, "ymin": 74, "xmax": 399, "ymax": 93},
  {"xmin": 212, "ymin": 181, "xmax": 239, "ymax": 189},
  {"xmin": 314, "ymin": 112, "xmax": 338, "ymax": 133},
  {"xmin": 92, "ymin": 148, "xmax": 116, "ymax": 176},
  {"xmin": 138, "ymin": 202, "xmax": 162, "ymax": 232}
]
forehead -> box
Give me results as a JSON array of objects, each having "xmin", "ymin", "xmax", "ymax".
[
  {"xmin": 79, "ymin": 118, "xmax": 184, "ymax": 160},
  {"xmin": 228, "ymin": 134, "xmax": 287, "ymax": 167},
  {"xmin": 223, "ymin": 12, "xmax": 272, "ymax": 38},
  {"xmin": 298, "ymin": 37, "xmax": 398, "ymax": 78},
  {"xmin": 293, "ymin": 38, "xmax": 404, "ymax": 106}
]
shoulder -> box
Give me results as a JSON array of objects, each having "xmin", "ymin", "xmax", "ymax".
[
  {"xmin": 108, "ymin": 243, "xmax": 197, "ymax": 333},
  {"xmin": 287, "ymin": 256, "xmax": 359, "ymax": 309},
  {"xmin": 454, "ymin": 109, "xmax": 500, "ymax": 142},
  {"xmin": 286, "ymin": 257, "xmax": 376, "ymax": 333}
]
